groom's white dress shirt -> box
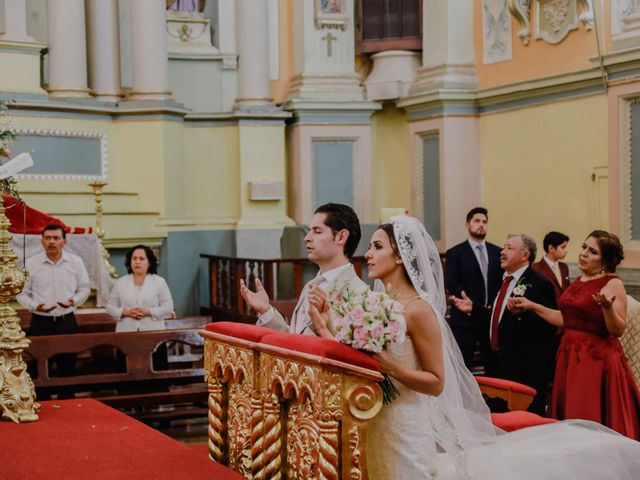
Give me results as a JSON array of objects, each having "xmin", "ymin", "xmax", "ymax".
[{"xmin": 257, "ymin": 262, "xmax": 367, "ymax": 335}]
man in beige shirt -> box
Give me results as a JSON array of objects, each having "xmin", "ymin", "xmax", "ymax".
[{"xmin": 240, "ymin": 203, "xmax": 367, "ymax": 335}]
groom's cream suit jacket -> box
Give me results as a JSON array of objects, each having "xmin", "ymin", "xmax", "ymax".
[{"xmin": 258, "ymin": 263, "xmax": 367, "ymax": 335}]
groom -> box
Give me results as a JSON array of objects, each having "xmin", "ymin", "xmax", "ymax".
[{"xmin": 240, "ymin": 203, "xmax": 367, "ymax": 335}]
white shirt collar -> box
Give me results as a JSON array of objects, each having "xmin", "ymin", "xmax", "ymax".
[
  {"xmin": 543, "ymin": 256, "xmax": 557, "ymax": 269},
  {"xmin": 319, "ymin": 262, "xmax": 352, "ymax": 284},
  {"xmin": 506, "ymin": 263, "xmax": 529, "ymax": 282},
  {"xmin": 467, "ymin": 238, "xmax": 486, "ymax": 249},
  {"xmin": 41, "ymin": 250, "xmax": 69, "ymax": 265}
]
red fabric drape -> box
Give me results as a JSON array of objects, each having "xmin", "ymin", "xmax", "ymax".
[{"xmin": 2, "ymin": 194, "xmax": 90, "ymax": 234}]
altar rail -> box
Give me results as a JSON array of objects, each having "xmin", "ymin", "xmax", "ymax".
[
  {"xmin": 200, "ymin": 254, "xmax": 367, "ymax": 322},
  {"xmin": 201, "ymin": 322, "xmax": 384, "ymax": 479}
]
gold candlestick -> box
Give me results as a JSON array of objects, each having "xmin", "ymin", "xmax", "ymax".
[
  {"xmin": 0, "ymin": 197, "xmax": 39, "ymax": 423},
  {"xmin": 89, "ymin": 181, "xmax": 117, "ymax": 278}
]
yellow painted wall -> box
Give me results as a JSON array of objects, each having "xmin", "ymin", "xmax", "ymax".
[
  {"xmin": 474, "ymin": 0, "xmax": 600, "ymax": 90},
  {"xmin": 237, "ymin": 124, "xmax": 290, "ymax": 226},
  {"xmin": 182, "ymin": 125, "xmax": 239, "ymax": 227},
  {"xmin": 370, "ymin": 102, "xmax": 412, "ymax": 220},
  {"xmin": 481, "ymin": 93, "xmax": 608, "ymax": 262}
]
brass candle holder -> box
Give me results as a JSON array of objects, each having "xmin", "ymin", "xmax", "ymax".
[{"xmin": 0, "ymin": 196, "xmax": 39, "ymax": 422}]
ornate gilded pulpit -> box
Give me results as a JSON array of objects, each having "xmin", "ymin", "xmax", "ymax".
[{"xmin": 201, "ymin": 322, "xmax": 384, "ymax": 479}]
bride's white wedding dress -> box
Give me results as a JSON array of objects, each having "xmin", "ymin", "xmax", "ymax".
[{"xmin": 367, "ymin": 333, "xmax": 640, "ymax": 480}]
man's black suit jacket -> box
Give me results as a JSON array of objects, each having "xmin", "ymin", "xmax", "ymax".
[
  {"xmin": 445, "ymin": 240, "xmax": 503, "ymax": 326},
  {"xmin": 496, "ymin": 266, "xmax": 557, "ymax": 415}
]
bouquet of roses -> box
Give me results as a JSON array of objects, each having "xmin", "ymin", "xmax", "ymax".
[{"xmin": 327, "ymin": 285, "xmax": 406, "ymax": 404}]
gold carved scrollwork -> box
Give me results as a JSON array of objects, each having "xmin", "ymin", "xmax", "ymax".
[
  {"xmin": 346, "ymin": 384, "xmax": 383, "ymax": 420},
  {"xmin": 228, "ymin": 382, "xmax": 253, "ymax": 475},
  {"xmin": 208, "ymin": 343, "xmax": 253, "ymax": 386},
  {"xmin": 508, "ymin": 0, "xmax": 531, "ymax": 45},
  {"xmin": 262, "ymin": 354, "xmax": 322, "ymax": 407},
  {"xmin": 287, "ymin": 397, "xmax": 320, "ymax": 479},
  {"xmin": 348, "ymin": 426, "xmax": 362, "ymax": 480}
]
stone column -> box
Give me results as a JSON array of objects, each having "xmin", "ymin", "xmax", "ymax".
[
  {"xmin": 128, "ymin": 0, "xmax": 172, "ymax": 101},
  {"xmin": 46, "ymin": 0, "xmax": 90, "ymax": 98},
  {"xmin": 86, "ymin": 0, "xmax": 121, "ymax": 102},
  {"xmin": 287, "ymin": 0, "xmax": 363, "ymax": 102},
  {"xmin": 234, "ymin": 0, "xmax": 272, "ymax": 108},
  {"xmin": 0, "ymin": 0, "xmax": 35, "ymax": 43},
  {"xmin": 409, "ymin": 0, "xmax": 477, "ymax": 95}
]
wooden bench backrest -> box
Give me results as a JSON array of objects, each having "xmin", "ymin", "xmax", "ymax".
[{"xmin": 25, "ymin": 329, "xmax": 204, "ymax": 388}]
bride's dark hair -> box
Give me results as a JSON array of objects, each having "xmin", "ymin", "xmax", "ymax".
[{"xmin": 378, "ymin": 223, "xmax": 412, "ymax": 285}]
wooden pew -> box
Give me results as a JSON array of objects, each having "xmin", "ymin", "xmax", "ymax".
[
  {"xmin": 24, "ymin": 329, "xmax": 207, "ymax": 424},
  {"xmin": 19, "ymin": 308, "xmax": 211, "ymax": 333}
]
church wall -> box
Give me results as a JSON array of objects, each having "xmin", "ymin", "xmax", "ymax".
[
  {"xmin": 473, "ymin": 0, "xmax": 600, "ymax": 90},
  {"xmin": 369, "ymin": 102, "xmax": 412, "ymax": 222},
  {"xmin": 479, "ymin": 93, "xmax": 608, "ymax": 262},
  {"xmin": 181, "ymin": 124, "xmax": 239, "ymax": 227},
  {"xmin": 162, "ymin": 229, "xmax": 236, "ymax": 316}
]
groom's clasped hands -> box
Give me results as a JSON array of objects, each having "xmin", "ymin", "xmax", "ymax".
[{"xmin": 308, "ymin": 284, "xmax": 331, "ymax": 336}]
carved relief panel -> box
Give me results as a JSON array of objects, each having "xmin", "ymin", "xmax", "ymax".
[
  {"xmin": 508, "ymin": 0, "xmax": 593, "ymax": 45},
  {"xmin": 483, "ymin": 0, "xmax": 512, "ymax": 64}
]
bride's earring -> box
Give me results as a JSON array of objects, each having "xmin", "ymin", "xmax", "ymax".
[{"xmin": 396, "ymin": 259, "xmax": 402, "ymax": 264}]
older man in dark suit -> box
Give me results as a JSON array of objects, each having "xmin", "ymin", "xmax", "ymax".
[
  {"xmin": 446, "ymin": 207, "xmax": 503, "ymax": 372},
  {"xmin": 497, "ymin": 234, "xmax": 557, "ymax": 415}
]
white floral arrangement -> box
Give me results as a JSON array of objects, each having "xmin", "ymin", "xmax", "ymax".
[{"xmin": 328, "ymin": 285, "xmax": 406, "ymax": 403}]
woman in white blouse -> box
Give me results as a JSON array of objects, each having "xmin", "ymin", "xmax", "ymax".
[{"xmin": 107, "ymin": 245, "xmax": 174, "ymax": 332}]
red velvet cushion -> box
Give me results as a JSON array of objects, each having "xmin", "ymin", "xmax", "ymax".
[
  {"xmin": 260, "ymin": 332, "xmax": 379, "ymax": 371},
  {"xmin": 204, "ymin": 322, "xmax": 274, "ymax": 343},
  {"xmin": 491, "ymin": 411, "xmax": 558, "ymax": 432},
  {"xmin": 475, "ymin": 376, "xmax": 537, "ymax": 396}
]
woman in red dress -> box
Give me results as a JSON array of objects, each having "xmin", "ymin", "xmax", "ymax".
[{"xmin": 512, "ymin": 230, "xmax": 640, "ymax": 440}]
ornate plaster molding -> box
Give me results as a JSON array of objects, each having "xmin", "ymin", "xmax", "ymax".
[{"xmin": 508, "ymin": 0, "xmax": 532, "ymax": 45}]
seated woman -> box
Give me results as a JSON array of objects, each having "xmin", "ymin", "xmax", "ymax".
[{"xmin": 107, "ymin": 245, "xmax": 174, "ymax": 332}]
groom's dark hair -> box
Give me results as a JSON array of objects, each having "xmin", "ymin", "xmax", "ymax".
[{"xmin": 314, "ymin": 203, "xmax": 361, "ymax": 258}]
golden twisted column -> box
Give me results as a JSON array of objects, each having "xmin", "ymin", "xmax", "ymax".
[
  {"xmin": 0, "ymin": 198, "xmax": 39, "ymax": 422},
  {"xmin": 261, "ymin": 393, "xmax": 282, "ymax": 480},
  {"xmin": 250, "ymin": 391, "xmax": 266, "ymax": 479},
  {"xmin": 207, "ymin": 381, "xmax": 225, "ymax": 462},
  {"xmin": 318, "ymin": 416, "xmax": 340, "ymax": 480}
]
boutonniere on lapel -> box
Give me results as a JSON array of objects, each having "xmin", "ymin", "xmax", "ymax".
[{"xmin": 511, "ymin": 281, "xmax": 532, "ymax": 297}]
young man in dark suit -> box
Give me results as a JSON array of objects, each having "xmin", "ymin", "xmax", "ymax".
[
  {"xmin": 532, "ymin": 231, "xmax": 570, "ymax": 304},
  {"xmin": 446, "ymin": 207, "xmax": 503, "ymax": 372},
  {"xmin": 495, "ymin": 234, "xmax": 557, "ymax": 416}
]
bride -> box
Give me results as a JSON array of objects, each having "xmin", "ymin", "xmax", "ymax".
[{"xmin": 309, "ymin": 215, "xmax": 640, "ymax": 479}]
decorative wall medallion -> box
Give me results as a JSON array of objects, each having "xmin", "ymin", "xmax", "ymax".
[
  {"xmin": 483, "ymin": 0, "xmax": 513, "ymax": 64},
  {"xmin": 314, "ymin": 0, "xmax": 349, "ymax": 30},
  {"xmin": 535, "ymin": 0, "xmax": 579, "ymax": 44}
]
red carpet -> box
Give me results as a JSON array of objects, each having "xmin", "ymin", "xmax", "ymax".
[{"xmin": 0, "ymin": 400, "xmax": 243, "ymax": 480}]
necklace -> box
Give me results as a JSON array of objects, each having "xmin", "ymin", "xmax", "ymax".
[{"xmin": 582, "ymin": 271, "xmax": 606, "ymax": 281}]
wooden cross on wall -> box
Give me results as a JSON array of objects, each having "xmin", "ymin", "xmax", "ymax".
[{"xmin": 322, "ymin": 32, "xmax": 337, "ymax": 57}]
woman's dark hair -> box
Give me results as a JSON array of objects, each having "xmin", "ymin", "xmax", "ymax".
[
  {"xmin": 377, "ymin": 223, "xmax": 412, "ymax": 284},
  {"xmin": 588, "ymin": 230, "xmax": 624, "ymax": 273},
  {"xmin": 125, "ymin": 244, "xmax": 158, "ymax": 275},
  {"xmin": 314, "ymin": 203, "xmax": 361, "ymax": 258}
]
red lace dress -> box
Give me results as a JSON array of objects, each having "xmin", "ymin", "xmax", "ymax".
[{"xmin": 551, "ymin": 275, "xmax": 640, "ymax": 439}]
